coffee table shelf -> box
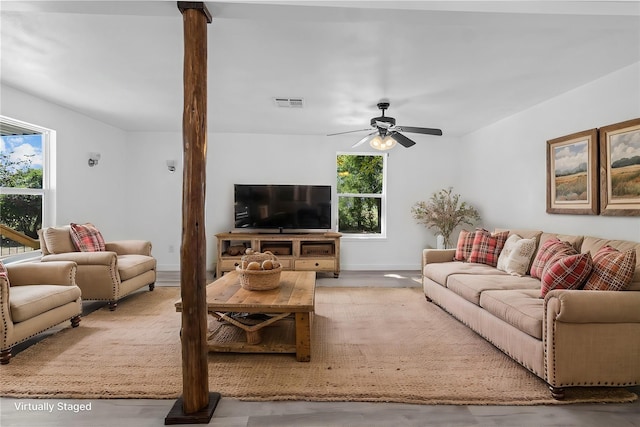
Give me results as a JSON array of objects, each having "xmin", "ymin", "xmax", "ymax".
[{"xmin": 175, "ymin": 270, "xmax": 316, "ymax": 362}]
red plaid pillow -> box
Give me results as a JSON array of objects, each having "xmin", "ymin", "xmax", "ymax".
[
  {"xmin": 455, "ymin": 229, "xmax": 489, "ymax": 261},
  {"xmin": 69, "ymin": 223, "xmax": 106, "ymax": 252},
  {"xmin": 540, "ymin": 252, "xmax": 593, "ymax": 298},
  {"xmin": 530, "ymin": 239, "xmax": 577, "ymax": 279},
  {"xmin": 468, "ymin": 231, "xmax": 509, "ymax": 267},
  {"xmin": 583, "ymin": 246, "xmax": 636, "ymax": 291}
]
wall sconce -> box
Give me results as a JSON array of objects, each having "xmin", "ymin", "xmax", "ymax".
[
  {"xmin": 166, "ymin": 160, "xmax": 177, "ymax": 173},
  {"xmin": 88, "ymin": 152, "xmax": 101, "ymax": 167}
]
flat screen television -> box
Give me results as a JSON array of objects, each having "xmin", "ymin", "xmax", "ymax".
[{"xmin": 234, "ymin": 184, "xmax": 332, "ymax": 232}]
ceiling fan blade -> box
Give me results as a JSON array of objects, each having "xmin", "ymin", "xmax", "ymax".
[
  {"xmin": 395, "ymin": 126, "xmax": 443, "ymax": 136},
  {"xmin": 327, "ymin": 128, "xmax": 372, "ymax": 136},
  {"xmin": 390, "ymin": 131, "xmax": 416, "ymax": 148},
  {"xmin": 352, "ymin": 131, "xmax": 377, "ymax": 148}
]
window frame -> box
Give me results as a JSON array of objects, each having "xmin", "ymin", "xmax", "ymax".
[
  {"xmin": 1, "ymin": 115, "xmax": 55, "ymax": 259},
  {"xmin": 335, "ymin": 151, "xmax": 388, "ymax": 239}
]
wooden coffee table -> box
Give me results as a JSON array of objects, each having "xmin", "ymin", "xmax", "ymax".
[{"xmin": 175, "ymin": 270, "xmax": 316, "ymax": 362}]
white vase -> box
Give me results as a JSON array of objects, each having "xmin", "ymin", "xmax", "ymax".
[{"xmin": 436, "ymin": 234, "xmax": 445, "ymax": 250}]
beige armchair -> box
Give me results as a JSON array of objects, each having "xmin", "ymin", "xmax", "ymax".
[
  {"xmin": 38, "ymin": 225, "xmax": 156, "ymax": 311},
  {"xmin": 1, "ymin": 261, "xmax": 82, "ymax": 364}
]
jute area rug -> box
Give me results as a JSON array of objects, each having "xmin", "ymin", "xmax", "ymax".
[{"xmin": 0, "ymin": 286, "xmax": 636, "ymax": 405}]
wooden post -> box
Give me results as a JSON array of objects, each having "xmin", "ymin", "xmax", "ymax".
[{"xmin": 165, "ymin": 2, "xmax": 219, "ymax": 424}]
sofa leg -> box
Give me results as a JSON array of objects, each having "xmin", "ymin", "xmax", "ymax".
[
  {"xmin": 1, "ymin": 348, "xmax": 12, "ymax": 365},
  {"xmin": 549, "ymin": 385, "xmax": 565, "ymax": 400},
  {"xmin": 71, "ymin": 315, "xmax": 81, "ymax": 328},
  {"xmin": 425, "ymin": 295, "xmax": 433, "ymax": 303},
  {"xmin": 108, "ymin": 302, "xmax": 118, "ymax": 311},
  {"xmin": 149, "ymin": 283, "xmax": 155, "ymax": 291}
]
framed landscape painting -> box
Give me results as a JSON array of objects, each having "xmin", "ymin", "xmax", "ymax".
[
  {"xmin": 599, "ymin": 118, "xmax": 640, "ymax": 216},
  {"xmin": 546, "ymin": 128, "xmax": 599, "ymax": 215}
]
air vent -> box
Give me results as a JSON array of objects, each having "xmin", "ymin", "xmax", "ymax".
[{"xmin": 273, "ymin": 97, "xmax": 304, "ymax": 108}]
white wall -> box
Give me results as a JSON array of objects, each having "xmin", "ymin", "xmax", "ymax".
[
  {"xmin": 1, "ymin": 84, "xmax": 129, "ymax": 239},
  {"xmin": 5, "ymin": 62, "xmax": 638, "ymax": 272},
  {"xmin": 126, "ymin": 131, "xmax": 459, "ymax": 270},
  {"xmin": 458, "ymin": 62, "xmax": 640, "ymax": 241}
]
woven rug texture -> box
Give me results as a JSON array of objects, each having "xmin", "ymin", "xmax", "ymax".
[{"xmin": 0, "ymin": 286, "xmax": 636, "ymax": 405}]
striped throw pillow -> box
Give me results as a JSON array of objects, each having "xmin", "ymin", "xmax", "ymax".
[
  {"xmin": 70, "ymin": 223, "xmax": 106, "ymax": 252},
  {"xmin": 468, "ymin": 231, "xmax": 509, "ymax": 267},
  {"xmin": 454, "ymin": 229, "xmax": 489, "ymax": 262},
  {"xmin": 583, "ymin": 246, "xmax": 636, "ymax": 291},
  {"xmin": 540, "ymin": 252, "xmax": 593, "ymax": 298},
  {"xmin": 530, "ymin": 239, "xmax": 577, "ymax": 280}
]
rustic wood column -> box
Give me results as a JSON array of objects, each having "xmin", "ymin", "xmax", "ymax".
[{"xmin": 166, "ymin": 2, "xmax": 219, "ymax": 424}]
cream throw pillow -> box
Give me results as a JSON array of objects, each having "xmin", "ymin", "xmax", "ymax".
[
  {"xmin": 497, "ymin": 234, "xmax": 537, "ymax": 276},
  {"xmin": 43, "ymin": 226, "xmax": 76, "ymax": 254}
]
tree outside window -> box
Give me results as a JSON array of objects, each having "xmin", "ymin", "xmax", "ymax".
[{"xmin": 336, "ymin": 153, "xmax": 386, "ymax": 235}]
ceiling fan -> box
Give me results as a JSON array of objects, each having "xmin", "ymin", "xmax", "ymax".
[{"xmin": 328, "ymin": 102, "xmax": 443, "ymax": 150}]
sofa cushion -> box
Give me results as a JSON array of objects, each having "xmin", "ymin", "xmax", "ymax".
[
  {"xmin": 423, "ymin": 261, "xmax": 508, "ymax": 287},
  {"xmin": 583, "ymin": 246, "xmax": 636, "ymax": 291},
  {"xmin": 530, "ymin": 238, "xmax": 577, "ymax": 279},
  {"xmin": 10, "ymin": 284, "xmax": 81, "ymax": 323},
  {"xmin": 446, "ymin": 273, "xmax": 540, "ymax": 306},
  {"xmin": 581, "ymin": 236, "xmax": 640, "ymax": 291},
  {"xmin": 540, "ymin": 252, "xmax": 593, "ymax": 298},
  {"xmin": 117, "ymin": 255, "xmax": 156, "ymax": 281},
  {"xmin": 70, "ymin": 223, "xmax": 106, "ymax": 252},
  {"xmin": 468, "ymin": 231, "xmax": 509, "ymax": 267},
  {"xmin": 454, "ymin": 229, "xmax": 488, "ymax": 262},
  {"xmin": 497, "ymin": 234, "xmax": 537, "ymax": 276},
  {"xmin": 42, "ymin": 226, "xmax": 76, "ymax": 254},
  {"xmin": 479, "ymin": 289, "xmax": 544, "ymax": 340}
]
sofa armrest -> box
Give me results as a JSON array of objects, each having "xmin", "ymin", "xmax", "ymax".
[
  {"xmin": 41, "ymin": 251, "xmax": 117, "ymax": 266},
  {"xmin": 422, "ymin": 248, "xmax": 455, "ymax": 272},
  {"xmin": 544, "ymin": 289, "xmax": 640, "ymax": 388},
  {"xmin": 105, "ymin": 240, "xmax": 152, "ymax": 256},
  {"xmin": 6, "ymin": 261, "xmax": 77, "ymax": 286},
  {"xmin": 1, "ymin": 275, "xmax": 13, "ymax": 333},
  {"xmin": 545, "ymin": 289, "xmax": 640, "ymax": 323}
]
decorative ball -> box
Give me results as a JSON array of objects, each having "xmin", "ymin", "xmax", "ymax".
[{"xmin": 246, "ymin": 261, "xmax": 261, "ymax": 270}]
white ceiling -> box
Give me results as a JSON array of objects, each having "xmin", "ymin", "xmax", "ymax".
[{"xmin": 1, "ymin": 1, "xmax": 639, "ymax": 139}]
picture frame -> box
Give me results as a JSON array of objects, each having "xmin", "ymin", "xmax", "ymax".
[
  {"xmin": 599, "ymin": 118, "xmax": 640, "ymax": 216},
  {"xmin": 546, "ymin": 128, "xmax": 599, "ymax": 215}
]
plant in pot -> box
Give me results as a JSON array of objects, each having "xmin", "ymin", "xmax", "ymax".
[{"xmin": 411, "ymin": 187, "xmax": 481, "ymax": 249}]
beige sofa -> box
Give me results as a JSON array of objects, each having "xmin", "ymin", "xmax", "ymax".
[
  {"xmin": 422, "ymin": 229, "xmax": 640, "ymax": 399},
  {"xmin": 1, "ymin": 261, "xmax": 82, "ymax": 364},
  {"xmin": 38, "ymin": 226, "xmax": 156, "ymax": 311}
]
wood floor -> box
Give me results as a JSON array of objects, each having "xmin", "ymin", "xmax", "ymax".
[{"xmin": 1, "ymin": 271, "xmax": 638, "ymax": 427}]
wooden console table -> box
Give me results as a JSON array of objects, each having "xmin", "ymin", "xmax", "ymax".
[
  {"xmin": 215, "ymin": 232, "xmax": 341, "ymax": 278},
  {"xmin": 175, "ymin": 270, "xmax": 316, "ymax": 362}
]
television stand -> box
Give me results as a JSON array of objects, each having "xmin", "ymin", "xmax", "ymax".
[{"xmin": 215, "ymin": 232, "xmax": 341, "ymax": 278}]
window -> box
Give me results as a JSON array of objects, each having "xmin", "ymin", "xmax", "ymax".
[
  {"xmin": 1, "ymin": 116, "xmax": 53, "ymax": 258},
  {"xmin": 336, "ymin": 153, "xmax": 387, "ymax": 237}
]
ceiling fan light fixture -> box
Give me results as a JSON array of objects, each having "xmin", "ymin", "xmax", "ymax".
[{"xmin": 370, "ymin": 135, "xmax": 396, "ymax": 151}]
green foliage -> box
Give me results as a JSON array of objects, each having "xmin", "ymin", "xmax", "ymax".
[
  {"xmin": 1, "ymin": 151, "xmax": 43, "ymax": 239},
  {"xmin": 337, "ymin": 155, "xmax": 383, "ymax": 233},
  {"xmin": 411, "ymin": 187, "xmax": 480, "ymax": 248},
  {"xmin": 337, "ymin": 154, "xmax": 382, "ymax": 194},
  {"xmin": 612, "ymin": 155, "xmax": 640, "ymax": 169},
  {"xmin": 338, "ymin": 197, "xmax": 381, "ymax": 234}
]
